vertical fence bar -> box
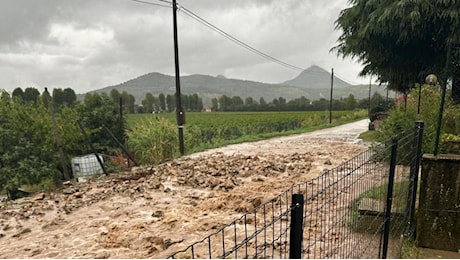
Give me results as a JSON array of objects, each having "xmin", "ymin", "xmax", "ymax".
[
  {"xmin": 381, "ymin": 138, "xmax": 398, "ymax": 259},
  {"xmin": 290, "ymin": 194, "xmax": 304, "ymax": 259},
  {"xmin": 244, "ymin": 215, "xmax": 248, "ymax": 258},
  {"xmin": 434, "ymin": 45, "xmax": 452, "ymax": 155},
  {"xmin": 233, "ymin": 221, "xmax": 237, "ymax": 259},
  {"xmin": 406, "ymin": 121, "xmax": 425, "ymax": 239},
  {"xmin": 76, "ymin": 119, "xmax": 108, "ymax": 176},
  {"xmin": 263, "ymin": 204, "xmax": 267, "ymax": 259}
]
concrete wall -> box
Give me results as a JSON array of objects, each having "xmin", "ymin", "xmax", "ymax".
[{"xmin": 417, "ymin": 154, "xmax": 460, "ymax": 252}]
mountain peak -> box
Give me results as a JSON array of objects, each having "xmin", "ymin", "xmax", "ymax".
[
  {"xmin": 282, "ymin": 65, "xmax": 350, "ymax": 89},
  {"xmin": 306, "ymin": 65, "xmax": 329, "ymax": 72}
]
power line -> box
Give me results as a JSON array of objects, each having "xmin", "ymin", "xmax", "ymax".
[
  {"xmin": 334, "ymin": 72, "xmax": 368, "ymax": 86},
  {"xmin": 178, "ymin": 4, "xmax": 305, "ymax": 72},
  {"xmin": 128, "ymin": 0, "xmax": 171, "ymax": 8},
  {"xmin": 127, "ymin": 0, "xmax": 369, "ymax": 85}
]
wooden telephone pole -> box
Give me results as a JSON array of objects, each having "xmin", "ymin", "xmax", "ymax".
[{"xmin": 172, "ymin": 0, "xmax": 185, "ymax": 155}]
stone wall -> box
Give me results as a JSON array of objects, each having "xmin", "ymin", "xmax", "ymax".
[{"xmin": 417, "ymin": 154, "xmax": 460, "ymax": 252}]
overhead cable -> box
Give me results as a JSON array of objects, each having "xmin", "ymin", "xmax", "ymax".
[
  {"xmin": 178, "ymin": 4, "xmax": 305, "ymax": 72},
  {"xmin": 127, "ymin": 0, "xmax": 369, "ymax": 85},
  {"xmin": 128, "ymin": 0, "xmax": 171, "ymax": 8}
]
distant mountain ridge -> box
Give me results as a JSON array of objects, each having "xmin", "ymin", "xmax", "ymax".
[{"xmin": 88, "ymin": 65, "xmax": 387, "ymax": 106}]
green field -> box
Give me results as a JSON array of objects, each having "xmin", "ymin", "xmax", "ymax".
[{"xmin": 127, "ymin": 110, "xmax": 368, "ymax": 155}]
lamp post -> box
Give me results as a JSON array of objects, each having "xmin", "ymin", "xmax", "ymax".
[
  {"xmin": 425, "ymin": 73, "xmax": 445, "ymax": 156},
  {"xmin": 419, "ymin": 74, "xmax": 438, "ymax": 114}
]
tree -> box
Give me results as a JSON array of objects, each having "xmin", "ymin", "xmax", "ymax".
[
  {"xmin": 231, "ymin": 96, "xmax": 244, "ymax": 111},
  {"xmin": 121, "ymin": 91, "xmax": 135, "ymax": 114},
  {"xmin": 63, "ymin": 88, "xmax": 77, "ymax": 106},
  {"xmin": 78, "ymin": 93, "xmax": 126, "ymax": 152},
  {"xmin": 182, "ymin": 94, "xmax": 190, "ymax": 111},
  {"xmin": 345, "ymin": 94, "xmax": 357, "ymax": 110},
  {"xmin": 142, "ymin": 93, "xmax": 155, "ymax": 113},
  {"xmin": 333, "ymin": 0, "xmax": 460, "ymax": 96},
  {"xmin": 11, "ymin": 87, "xmax": 24, "ymax": 101},
  {"xmin": 245, "ymin": 97, "xmax": 254, "ymax": 106},
  {"xmin": 219, "ymin": 95, "xmax": 232, "ymax": 111},
  {"xmin": 311, "ymin": 98, "xmax": 329, "ymax": 111},
  {"xmin": 0, "ymin": 97, "xmax": 59, "ymax": 198},
  {"xmin": 52, "ymin": 88, "xmax": 65, "ymax": 106},
  {"xmin": 23, "ymin": 87, "xmax": 40, "ymax": 103},
  {"xmin": 370, "ymin": 92, "xmax": 385, "ymax": 110},
  {"xmin": 166, "ymin": 94, "xmax": 175, "ymax": 112},
  {"xmin": 259, "ymin": 97, "xmax": 266, "ymax": 106},
  {"xmin": 110, "ymin": 89, "xmax": 121, "ymax": 105},
  {"xmin": 159, "ymin": 93, "xmax": 166, "ymax": 111},
  {"xmin": 211, "ymin": 97, "xmax": 219, "ymax": 111}
]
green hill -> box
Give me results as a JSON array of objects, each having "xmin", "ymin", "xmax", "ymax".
[{"xmin": 86, "ymin": 65, "xmax": 391, "ymax": 106}]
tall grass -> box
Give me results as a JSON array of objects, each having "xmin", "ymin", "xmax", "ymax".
[{"xmin": 126, "ymin": 110, "xmax": 367, "ymax": 165}]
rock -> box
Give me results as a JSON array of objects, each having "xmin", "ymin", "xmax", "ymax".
[
  {"xmin": 62, "ymin": 187, "xmax": 78, "ymax": 195},
  {"xmin": 30, "ymin": 249, "xmax": 42, "ymax": 257},
  {"xmin": 95, "ymin": 251, "xmax": 110, "ymax": 259},
  {"xmin": 73, "ymin": 192, "xmax": 84, "ymax": 198},
  {"xmin": 12, "ymin": 227, "xmax": 31, "ymax": 238},
  {"xmin": 251, "ymin": 175, "xmax": 266, "ymax": 182},
  {"xmin": 252, "ymin": 198, "xmax": 262, "ymax": 208},
  {"xmin": 152, "ymin": 211, "xmax": 164, "ymax": 218},
  {"xmin": 46, "ymin": 252, "xmax": 59, "ymax": 258},
  {"xmin": 32, "ymin": 193, "xmax": 45, "ymax": 201},
  {"xmin": 324, "ymin": 159, "xmax": 332, "ymax": 165}
]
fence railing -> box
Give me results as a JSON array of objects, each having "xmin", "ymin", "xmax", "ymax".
[{"xmin": 168, "ymin": 121, "xmax": 424, "ymax": 259}]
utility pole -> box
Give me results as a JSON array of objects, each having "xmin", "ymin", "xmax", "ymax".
[
  {"xmin": 329, "ymin": 68, "xmax": 334, "ymax": 124},
  {"xmin": 172, "ymin": 0, "xmax": 185, "ymax": 155},
  {"xmin": 368, "ymin": 76, "xmax": 372, "ymax": 117},
  {"xmin": 45, "ymin": 88, "xmax": 70, "ymax": 180}
]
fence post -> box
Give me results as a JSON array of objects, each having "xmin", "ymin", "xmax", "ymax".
[
  {"xmin": 77, "ymin": 120, "xmax": 108, "ymax": 176},
  {"xmin": 382, "ymin": 138, "xmax": 398, "ymax": 259},
  {"xmin": 102, "ymin": 125, "xmax": 138, "ymax": 166},
  {"xmin": 289, "ymin": 194, "xmax": 304, "ymax": 259},
  {"xmin": 405, "ymin": 121, "xmax": 424, "ymax": 239}
]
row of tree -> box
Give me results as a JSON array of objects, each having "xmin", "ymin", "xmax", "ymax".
[
  {"xmin": 8, "ymin": 86, "xmax": 392, "ymax": 115},
  {"xmin": 11, "ymin": 87, "xmax": 77, "ymax": 106},
  {"xmin": 109, "ymin": 89, "xmax": 204, "ymax": 114},
  {"xmin": 108, "ymin": 89, "xmax": 391, "ymax": 113},
  {"xmin": 127, "ymin": 92, "xmax": 391, "ymax": 113},
  {"xmin": 210, "ymin": 93, "xmax": 390, "ymax": 112}
]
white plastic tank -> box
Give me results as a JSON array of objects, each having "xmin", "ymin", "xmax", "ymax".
[{"xmin": 71, "ymin": 154, "xmax": 104, "ymax": 182}]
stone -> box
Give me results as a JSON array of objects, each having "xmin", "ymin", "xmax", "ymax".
[
  {"xmin": 12, "ymin": 228, "xmax": 31, "ymax": 238},
  {"xmin": 32, "ymin": 193, "xmax": 45, "ymax": 201}
]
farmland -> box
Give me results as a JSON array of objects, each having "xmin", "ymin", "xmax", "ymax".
[{"xmin": 126, "ymin": 110, "xmax": 368, "ymax": 156}]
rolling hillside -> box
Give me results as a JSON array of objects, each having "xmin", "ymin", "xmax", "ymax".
[{"xmin": 87, "ymin": 65, "xmax": 390, "ymax": 106}]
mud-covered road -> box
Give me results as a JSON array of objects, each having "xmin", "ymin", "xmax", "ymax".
[{"xmin": 0, "ymin": 119, "xmax": 369, "ymax": 258}]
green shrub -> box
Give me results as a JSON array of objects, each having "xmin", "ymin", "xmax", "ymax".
[
  {"xmin": 0, "ymin": 94, "xmax": 61, "ymax": 197},
  {"xmin": 376, "ymin": 85, "xmax": 460, "ymax": 156},
  {"xmin": 126, "ymin": 117, "xmax": 179, "ymax": 165}
]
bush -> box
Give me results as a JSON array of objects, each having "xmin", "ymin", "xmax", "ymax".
[
  {"xmin": 126, "ymin": 117, "xmax": 179, "ymax": 165},
  {"xmin": 376, "ymin": 84, "xmax": 460, "ymax": 156},
  {"xmin": 0, "ymin": 94, "xmax": 61, "ymax": 197}
]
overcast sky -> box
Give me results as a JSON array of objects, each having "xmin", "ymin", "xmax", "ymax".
[{"xmin": 0, "ymin": 0, "xmax": 369, "ymax": 94}]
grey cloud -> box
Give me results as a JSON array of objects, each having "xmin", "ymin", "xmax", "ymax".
[{"xmin": 0, "ymin": 0, "xmax": 367, "ymax": 93}]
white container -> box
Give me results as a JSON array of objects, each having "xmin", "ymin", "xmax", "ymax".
[{"xmin": 71, "ymin": 154, "xmax": 104, "ymax": 181}]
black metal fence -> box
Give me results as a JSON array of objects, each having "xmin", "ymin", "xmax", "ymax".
[{"xmin": 168, "ymin": 121, "xmax": 424, "ymax": 259}]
